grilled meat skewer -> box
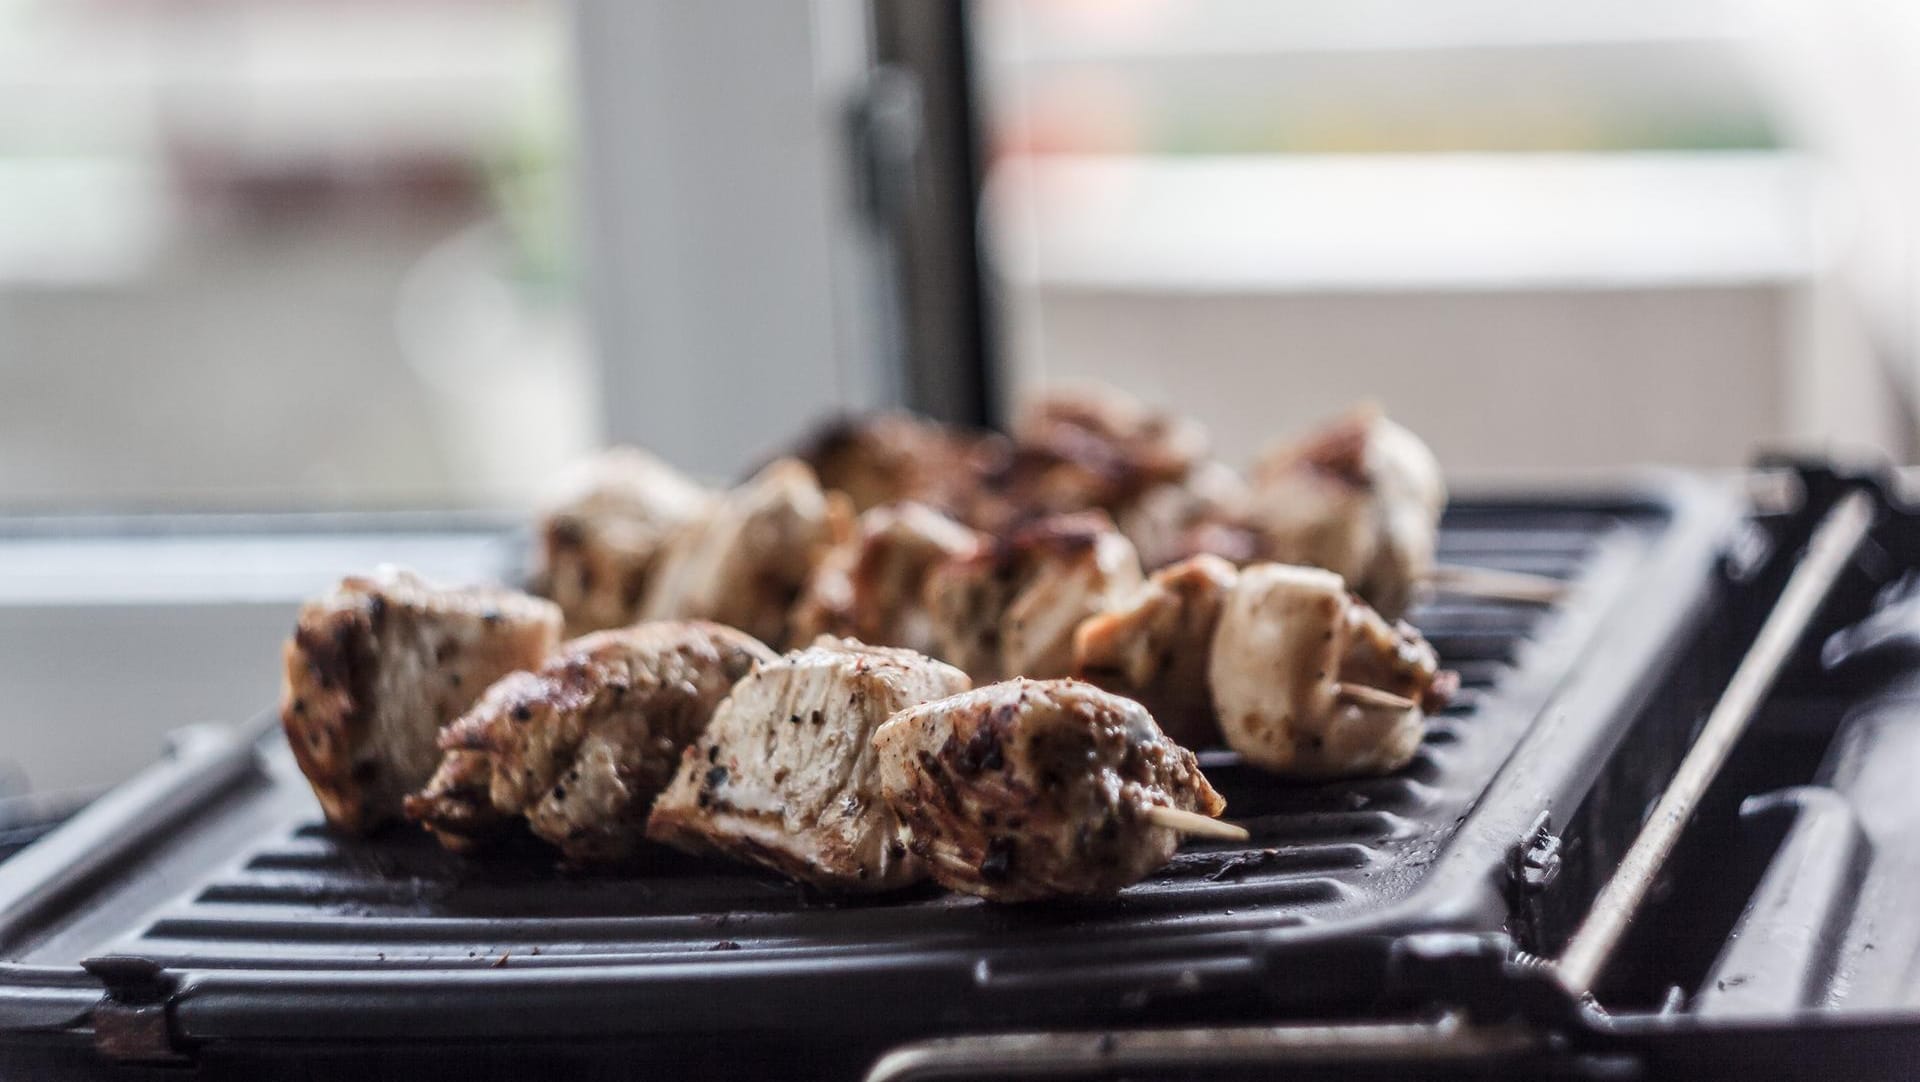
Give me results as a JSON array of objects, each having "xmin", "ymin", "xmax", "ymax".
[
  {"xmin": 788, "ymin": 501, "xmax": 986, "ymax": 658},
  {"xmin": 1211, "ymin": 563, "xmax": 1451, "ymax": 777},
  {"xmin": 922, "ymin": 511, "xmax": 1143, "ymax": 683},
  {"xmin": 530, "ymin": 447, "xmax": 714, "ymax": 635},
  {"xmin": 874, "ymin": 678, "xmax": 1229, "ymax": 902},
  {"xmin": 1115, "ymin": 460, "xmax": 1257, "ymax": 572},
  {"xmin": 406, "ymin": 621, "xmax": 773, "ymax": 862},
  {"xmin": 281, "ymin": 567, "xmax": 562, "ymax": 833},
  {"xmin": 1075, "ymin": 555, "xmax": 1451, "ymax": 775},
  {"xmin": 1070, "ymin": 553, "xmax": 1239, "ymax": 748},
  {"xmin": 791, "ymin": 412, "xmax": 1007, "ymax": 518},
  {"xmin": 971, "ymin": 386, "xmax": 1209, "ymax": 533},
  {"xmin": 1245, "ymin": 405, "xmax": 1445, "ymax": 620},
  {"xmin": 647, "ymin": 638, "xmax": 970, "ymax": 891},
  {"xmin": 641, "ymin": 457, "xmax": 851, "ymax": 648}
]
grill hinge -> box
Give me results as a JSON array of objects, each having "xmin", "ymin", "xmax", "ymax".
[
  {"xmin": 81, "ymin": 955, "xmax": 191, "ymax": 1066},
  {"xmin": 1384, "ymin": 933, "xmax": 1589, "ymax": 1031},
  {"xmin": 1505, "ymin": 812, "xmax": 1563, "ymax": 947}
]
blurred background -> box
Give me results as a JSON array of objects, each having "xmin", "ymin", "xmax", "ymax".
[{"xmin": 3, "ymin": 0, "xmax": 1919, "ymax": 794}]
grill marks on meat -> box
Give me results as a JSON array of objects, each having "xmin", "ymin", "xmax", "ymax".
[
  {"xmin": 1245, "ymin": 406, "xmax": 1446, "ymax": 620},
  {"xmin": 530, "ymin": 447, "xmax": 714, "ymax": 635},
  {"xmin": 280, "ymin": 567, "xmax": 562, "ymax": 833},
  {"xmin": 647, "ymin": 638, "xmax": 970, "ymax": 891},
  {"xmin": 1211, "ymin": 564, "xmax": 1443, "ymax": 777},
  {"xmin": 788, "ymin": 502, "xmax": 986, "ymax": 658},
  {"xmin": 406, "ymin": 621, "xmax": 773, "ymax": 862},
  {"xmin": 641, "ymin": 458, "xmax": 852, "ymax": 648},
  {"xmin": 923, "ymin": 512, "xmax": 1144, "ymax": 684},
  {"xmin": 874, "ymin": 679, "xmax": 1227, "ymax": 902},
  {"xmin": 1072, "ymin": 554, "xmax": 1238, "ymax": 748}
]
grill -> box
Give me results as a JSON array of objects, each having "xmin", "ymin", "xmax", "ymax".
[{"xmin": 7, "ymin": 465, "xmax": 1920, "ymax": 1080}]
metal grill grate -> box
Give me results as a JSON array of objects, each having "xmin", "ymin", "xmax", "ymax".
[
  {"xmin": 0, "ymin": 487, "xmax": 1739, "ymax": 1055},
  {"xmin": 106, "ymin": 509, "xmax": 1606, "ymax": 966}
]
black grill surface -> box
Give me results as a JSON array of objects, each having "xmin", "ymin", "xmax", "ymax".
[{"xmin": 0, "ymin": 485, "xmax": 1741, "ymax": 1058}]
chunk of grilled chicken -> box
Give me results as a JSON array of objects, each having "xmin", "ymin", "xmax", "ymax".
[
  {"xmin": 791, "ymin": 412, "xmax": 1008, "ymax": 517},
  {"xmin": 922, "ymin": 512, "xmax": 1144, "ymax": 683},
  {"xmin": 1071, "ymin": 554, "xmax": 1238, "ymax": 748},
  {"xmin": 1210, "ymin": 563, "xmax": 1447, "ymax": 777},
  {"xmin": 788, "ymin": 502, "xmax": 986, "ymax": 658},
  {"xmin": 874, "ymin": 678, "xmax": 1228, "ymax": 903},
  {"xmin": 530, "ymin": 447, "xmax": 714, "ymax": 635},
  {"xmin": 1245, "ymin": 406, "xmax": 1446, "ymax": 620},
  {"xmin": 280, "ymin": 568, "xmax": 562, "ymax": 833},
  {"xmin": 974, "ymin": 388, "xmax": 1211, "ymax": 532},
  {"xmin": 1115, "ymin": 460, "xmax": 1257, "ymax": 571},
  {"xmin": 641, "ymin": 458, "xmax": 851, "ymax": 648},
  {"xmin": 647, "ymin": 638, "xmax": 970, "ymax": 891},
  {"xmin": 405, "ymin": 621, "xmax": 773, "ymax": 862}
]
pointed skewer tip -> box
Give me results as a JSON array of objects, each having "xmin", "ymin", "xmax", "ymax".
[
  {"xmin": 1335, "ymin": 683, "xmax": 1418, "ymax": 711},
  {"xmin": 1428, "ymin": 563, "xmax": 1568, "ymax": 605},
  {"xmin": 1141, "ymin": 804, "xmax": 1250, "ymax": 842}
]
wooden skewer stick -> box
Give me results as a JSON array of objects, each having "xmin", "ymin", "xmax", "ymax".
[
  {"xmin": 1429, "ymin": 563, "xmax": 1569, "ymax": 605},
  {"xmin": 1335, "ymin": 683, "xmax": 1417, "ymax": 711},
  {"xmin": 1141, "ymin": 805, "xmax": 1250, "ymax": 842}
]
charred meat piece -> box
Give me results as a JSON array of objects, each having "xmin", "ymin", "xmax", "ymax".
[
  {"xmin": 641, "ymin": 458, "xmax": 851, "ymax": 648},
  {"xmin": 976, "ymin": 386, "xmax": 1210, "ymax": 530},
  {"xmin": 280, "ymin": 567, "xmax": 562, "ymax": 833},
  {"xmin": 530, "ymin": 447, "xmax": 713, "ymax": 635},
  {"xmin": 1209, "ymin": 563, "xmax": 1447, "ymax": 778},
  {"xmin": 1072, "ymin": 554, "xmax": 1238, "ymax": 748},
  {"xmin": 1115, "ymin": 460, "xmax": 1257, "ymax": 571},
  {"xmin": 874, "ymin": 678, "xmax": 1228, "ymax": 902},
  {"xmin": 923, "ymin": 511, "xmax": 1143, "ymax": 683},
  {"xmin": 1014, "ymin": 386, "xmax": 1208, "ymax": 477},
  {"xmin": 647, "ymin": 638, "xmax": 970, "ymax": 891},
  {"xmin": 791, "ymin": 412, "xmax": 1008, "ymax": 517},
  {"xmin": 789, "ymin": 502, "xmax": 987, "ymax": 658},
  {"xmin": 1245, "ymin": 405, "xmax": 1446, "ymax": 619},
  {"xmin": 406, "ymin": 621, "xmax": 773, "ymax": 862}
]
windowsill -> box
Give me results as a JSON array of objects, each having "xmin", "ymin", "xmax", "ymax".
[{"xmin": 984, "ymin": 151, "xmax": 1816, "ymax": 294}]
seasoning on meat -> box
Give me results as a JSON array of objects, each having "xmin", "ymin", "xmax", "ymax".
[
  {"xmin": 788, "ymin": 501, "xmax": 987, "ymax": 658},
  {"xmin": 406, "ymin": 621, "xmax": 773, "ymax": 862},
  {"xmin": 529, "ymin": 446, "xmax": 713, "ymax": 635},
  {"xmin": 873, "ymin": 678, "xmax": 1229, "ymax": 902},
  {"xmin": 280, "ymin": 567, "xmax": 562, "ymax": 833},
  {"xmin": 922, "ymin": 511, "xmax": 1144, "ymax": 683},
  {"xmin": 646, "ymin": 638, "xmax": 970, "ymax": 891},
  {"xmin": 1210, "ymin": 563, "xmax": 1451, "ymax": 778},
  {"xmin": 641, "ymin": 457, "xmax": 852, "ymax": 648},
  {"xmin": 1244, "ymin": 405, "xmax": 1446, "ymax": 620},
  {"xmin": 1071, "ymin": 553, "xmax": 1239, "ymax": 749}
]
